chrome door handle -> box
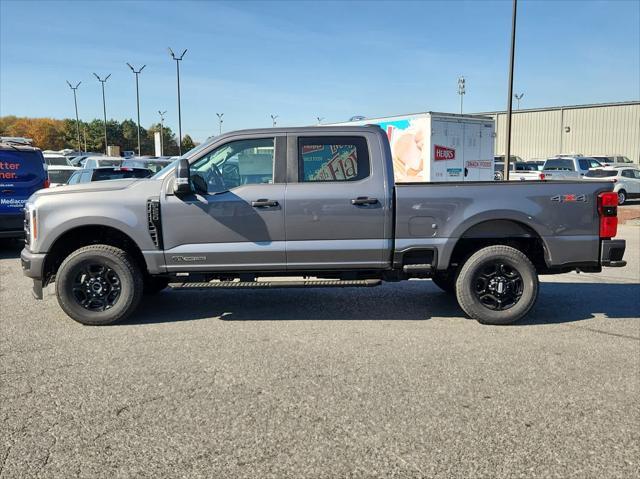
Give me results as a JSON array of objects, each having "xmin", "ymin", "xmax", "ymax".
[
  {"xmin": 251, "ymin": 199, "xmax": 279, "ymax": 208},
  {"xmin": 351, "ymin": 196, "xmax": 378, "ymax": 205}
]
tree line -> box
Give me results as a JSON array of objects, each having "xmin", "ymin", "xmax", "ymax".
[{"xmin": 0, "ymin": 116, "xmax": 196, "ymax": 155}]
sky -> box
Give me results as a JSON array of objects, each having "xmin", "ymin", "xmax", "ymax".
[{"xmin": 1, "ymin": 0, "xmax": 639, "ymax": 142}]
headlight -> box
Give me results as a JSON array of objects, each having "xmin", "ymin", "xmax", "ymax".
[{"xmin": 24, "ymin": 204, "xmax": 37, "ymax": 248}]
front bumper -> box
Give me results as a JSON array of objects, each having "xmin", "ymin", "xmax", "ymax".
[
  {"xmin": 21, "ymin": 248, "xmax": 47, "ymax": 299},
  {"xmin": 601, "ymin": 239, "xmax": 626, "ymax": 267}
]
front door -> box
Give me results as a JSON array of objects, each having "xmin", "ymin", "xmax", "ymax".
[
  {"xmin": 284, "ymin": 134, "xmax": 390, "ymax": 270},
  {"xmin": 161, "ymin": 136, "xmax": 287, "ymax": 272}
]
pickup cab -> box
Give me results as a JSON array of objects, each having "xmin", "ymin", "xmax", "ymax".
[
  {"xmin": 21, "ymin": 126, "xmax": 626, "ymax": 326},
  {"xmin": 541, "ymin": 156, "xmax": 603, "ymax": 180}
]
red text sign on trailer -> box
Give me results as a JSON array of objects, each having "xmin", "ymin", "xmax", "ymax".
[{"xmin": 434, "ymin": 145, "xmax": 456, "ymax": 161}]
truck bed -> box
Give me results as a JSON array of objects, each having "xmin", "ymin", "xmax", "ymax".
[{"xmin": 394, "ymin": 180, "xmax": 615, "ymax": 270}]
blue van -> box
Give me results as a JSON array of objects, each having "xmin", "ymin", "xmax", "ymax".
[{"xmin": 0, "ymin": 141, "xmax": 48, "ymax": 238}]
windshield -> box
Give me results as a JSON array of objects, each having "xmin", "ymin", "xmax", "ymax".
[
  {"xmin": 96, "ymin": 159, "xmax": 122, "ymax": 167},
  {"xmin": 585, "ymin": 170, "xmax": 618, "ymax": 178},
  {"xmin": 152, "ymin": 159, "xmax": 180, "ymax": 178},
  {"xmin": 544, "ymin": 159, "xmax": 575, "ymax": 171},
  {"xmin": 123, "ymin": 160, "xmax": 171, "ymax": 173},
  {"xmin": 48, "ymin": 169, "xmax": 75, "ymax": 183}
]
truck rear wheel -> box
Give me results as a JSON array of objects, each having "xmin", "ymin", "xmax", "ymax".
[
  {"xmin": 455, "ymin": 245, "xmax": 538, "ymax": 325},
  {"xmin": 55, "ymin": 245, "xmax": 143, "ymax": 326}
]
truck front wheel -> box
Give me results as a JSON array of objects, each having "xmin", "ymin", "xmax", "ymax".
[
  {"xmin": 55, "ymin": 245, "xmax": 143, "ymax": 326},
  {"xmin": 455, "ymin": 245, "xmax": 538, "ymax": 325}
]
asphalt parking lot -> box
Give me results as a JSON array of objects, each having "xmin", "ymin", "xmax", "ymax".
[{"xmin": 1, "ymin": 224, "xmax": 638, "ymax": 478}]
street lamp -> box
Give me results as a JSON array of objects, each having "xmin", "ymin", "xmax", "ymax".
[
  {"xmin": 514, "ymin": 92, "xmax": 524, "ymax": 110},
  {"xmin": 158, "ymin": 110, "xmax": 167, "ymax": 156},
  {"xmin": 316, "ymin": 116, "xmax": 324, "ymax": 125},
  {"xmin": 92, "ymin": 73, "xmax": 111, "ymax": 154},
  {"xmin": 168, "ymin": 47, "xmax": 187, "ymax": 155},
  {"xmin": 126, "ymin": 62, "xmax": 146, "ymax": 155},
  {"xmin": 457, "ymin": 76, "xmax": 466, "ymax": 114},
  {"xmin": 216, "ymin": 113, "xmax": 224, "ymax": 135},
  {"xmin": 66, "ymin": 80, "xmax": 82, "ymax": 152},
  {"xmin": 503, "ymin": 0, "xmax": 518, "ymax": 181},
  {"xmin": 270, "ymin": 114, "xmax": 278, "ymax": 127}
]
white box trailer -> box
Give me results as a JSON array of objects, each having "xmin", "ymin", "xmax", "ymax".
[{"xmin": 333, "ymin": 112, "xmax": 495, "ymax": 183}]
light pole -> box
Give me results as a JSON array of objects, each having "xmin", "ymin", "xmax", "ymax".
[
  {"xmin": 503, "ymin": 0, "xmax": 518, "ymax": 181},
  {"xmin": 126, "ymin": 62, "xmax": 146, "ymax": 155},
  {"xmin": 158, "ymin": 110, "xmax": 167, "ymax": 156},
  {"xmin": 93, "ymin": 73, "xmax": 111, "ymax": 154},
  {"xmin": 66, "ymin": 80, "xmax": 82, "ymax": 151},
  {"xmin": 83, "ymin": 127, "xmax": 87, "ymax": 152},
  {"xmin": 168, "ymin": 47, "xmax": 187, "ymax": 155},
  {"xmin": 514, "ymin": 93, "xmax": 524, "ymax": 110},
  {"xmin": 457, "ymin": 76, "xmax": 466, "ymax": 114},
  {"xmin": 316, "ymin": 116, "xmax": 324, "ymax": 125},
  {"xmin": 216, "ymin": 113, "xmax": 224, "ymax": 135},
  {"xmin": 270, "ymin": 114, "xmax": 278, "ymax": 127}
]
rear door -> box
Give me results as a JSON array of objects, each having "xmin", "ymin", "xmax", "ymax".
[
  {"xmin": 284, "ymin": 133, "xmax": 391, "ymax": 270},
  {"xmin": 0, "ymin": 148, "xmax": 47, "ymax": 218}
]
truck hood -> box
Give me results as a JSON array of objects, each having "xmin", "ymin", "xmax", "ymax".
[{"xmin": 33, "ymin": 179, "xmax": 141, "ymax": 198}]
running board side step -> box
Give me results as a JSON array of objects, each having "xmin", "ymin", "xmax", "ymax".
[
  {"xmin": 402, "ymin": 264, "xmax": 433, "ymax": 277},
  {"xmin": 171, "ymin": 279, "xmax": 382, "ymax": 290}
]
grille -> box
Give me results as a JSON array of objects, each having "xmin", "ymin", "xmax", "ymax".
[{"xmin": 146, "ymin": 198, "xmax": 163, "ymax": 249}]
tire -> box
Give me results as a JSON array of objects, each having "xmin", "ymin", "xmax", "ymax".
[
  {"xmin": 455, "ymin": 245, "xmax": 538, "ymax": 325},
  {"xmin": 431, "ymin": 272, "xmax": 456, "ymax": 294},
  {"xmin": 144, "ymin": 276, "xmax": 169, "ymax": 295},
  {"xmin": 617, "ymin": 189, "xmax": 627, "ymax": 205},
  {"xmin": 55, "ymin": 244, "xmax": 143, "ymax": 325}
]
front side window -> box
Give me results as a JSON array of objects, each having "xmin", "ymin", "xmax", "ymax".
[
  {"xmin": 588, "ymin": 159, "xmax": 603, "ymax": 169},
  {"xmin": 191, "ymin": 138, "xmax": 274, "ymax": 193},
  {"xmin": 621, "ymin": 170, "xmax": 634, "ymax": 178},
  {"xmin": 298, "ymin": 136, "xmax": 370, "ymax": 182},
  {"xmin": 578, "ymin": 159, "xmax": 590, "ymax": 171}
]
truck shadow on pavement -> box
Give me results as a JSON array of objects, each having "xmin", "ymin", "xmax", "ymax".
[{"xmin": 126, "ymin": 281, "xmax": 639, "ymax": 325}]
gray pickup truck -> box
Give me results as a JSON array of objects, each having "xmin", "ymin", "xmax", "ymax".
[{"xmin": 21, "ymin": 126, "xmax": 626, "ymax": 326}]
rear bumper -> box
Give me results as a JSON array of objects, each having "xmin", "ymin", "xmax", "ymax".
[
  {"xmin": 21, "ymin": 248, "xmax": 46, "ymax": 299},
  {"xmin": 601, "ymin": 239, "xmax": 626, "ymax": 267}
]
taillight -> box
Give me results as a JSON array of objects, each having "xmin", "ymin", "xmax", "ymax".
[
  {"xmin": 43, "ymin": 178, "xmax": 50, "ymax": 188},
  {"xmin": 598, "ymin": 192, "xmax": 618, "ymax": 239},
  {"xmin": 539, "ymin": 173, "xmax": 546, "ymax": 180}
]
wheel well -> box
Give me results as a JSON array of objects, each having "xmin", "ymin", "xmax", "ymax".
[
  {"xmin": 449, "ymin": 220, "xmax": 547, "ymax": 272},
  {"xmin": 43, "ymin": 225, "xmax": 147, "ymax": 284}
]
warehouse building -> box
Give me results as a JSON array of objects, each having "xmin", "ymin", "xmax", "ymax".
[{"xmin": 479, "ymin": 100, "xmax": 639, "ymax": 163}]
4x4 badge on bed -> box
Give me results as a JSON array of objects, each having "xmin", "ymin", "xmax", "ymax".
[{"xmin": 551, "ymin": 194, "xmax": 586, "ymax": 203}]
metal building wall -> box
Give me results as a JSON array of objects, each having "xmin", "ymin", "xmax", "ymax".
[{"xmin": 488, "ymin": 101, "xmax": 640, "ymax": 163}]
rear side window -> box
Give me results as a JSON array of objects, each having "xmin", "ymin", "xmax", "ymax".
[
  {"xmin": 0, "ymin": 149, "xmax": 46, "ymax": 185},
  {"xmin": 298, "ymin": 136, "xmax": 369, "ymax": 182},
  {"xmin": 544, "ymin": 159, "xmax": 574, "ymax": 171},
  {"xmin": 48, "ymin": 169, "xmax": 75, "ymax": 183},
  {"xmin": 585, "ymin": 170, "xmax": 618, "ymax": 178},
  {"xmin": 578, "ymin": 159, "xmax": 590, "ymax": 171}
]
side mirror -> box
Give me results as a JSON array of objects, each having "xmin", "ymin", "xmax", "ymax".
[{"xmin": 174, "ymin": 158, "xmax": 191, "ymax": 195}]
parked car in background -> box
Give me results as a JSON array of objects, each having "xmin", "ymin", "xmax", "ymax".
[
  {"xmin": 43, "ymin": 154, "xmax": 72, "ymax": 167},
  {"xmin": 590, "ymin": 155, "xmax": 634, "ymax": 166},
  {"xmin": 46, "ymin": 165, "xmax": 80, "ymax": 187},
  {"xmin": 68, "ymin": 153, "xmax": 103, "ymax": 167},
  {"xmin": 66, "ymin": 166, "xmax": 152, "ymax": 185},
  {"xmin": 0, "ymin": 140, "xmax": 48, "ymax": 238},
  {"xmin": 80, "ymin": 156, "xmax": 123, "ymax": 169},
  {"xmin": 584, "ymin": 166, "xmax": 640, "ymax": 205},
  {"xmin": 541, "ymin": 156, "xmax": 603, "ymax": 180},
  {"xmin": 494, "ymin": 161, "xmax": 541, "ymax": 181},
  {"xmin": 122, "ymin": 158, "xmax": 173, "ymax": 173}
]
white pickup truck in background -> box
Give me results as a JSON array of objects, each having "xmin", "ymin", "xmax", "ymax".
[{"xmin": 541, "ymin": 156, "xmax": 603, "ymax": 180}]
